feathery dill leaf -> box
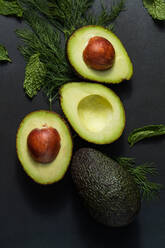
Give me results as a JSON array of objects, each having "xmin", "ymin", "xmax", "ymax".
[
  {"xmin": 16, "ymin": 28, "xmax": 46, "ymax": 61},
  {"xmin": 42, "ymin": 0, "xmax": 95, "ymax": 37},
  {"xmin": 116, "ymin": 157, "xmax": 135, "ymax": 169},
  {"xmin": 0, "ymin": 0, "xmax": 23, "ymax": 17},
  {"xmin": 16, "ymin": 11, "xmax": 76, "ymax": 101},
  {"xmin": 18, "ymin": 0, "xmax": 124, "ymax": 37},
  {"xmin": 116, "ymin": 157, "xmax": 163, "ymax": 200},
  {"xmin": 96, "ymin": 0, "xmax": 125, "ymax": 27},
  {"xmin": 23, "ymin": 9, "xmax": 62, "ymax": 56}
]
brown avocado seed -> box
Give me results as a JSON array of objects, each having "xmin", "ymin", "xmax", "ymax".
[
  {"xmin": 27, "ymin": 126, "xmax": 61, "ymax": 163},
  {"xmin": 83, "ymin": 36, "xmax": 115, "ymax": 71}
]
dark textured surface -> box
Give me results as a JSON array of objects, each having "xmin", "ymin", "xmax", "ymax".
[
  {"xmin": 71, "ymin": 148, "xmax": 141, "ymax": 227},
  {"xmin": 0, "ymin": 0, "xmax": 165, "ymax": 247}
]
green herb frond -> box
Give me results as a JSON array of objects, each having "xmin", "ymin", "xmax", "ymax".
[
  {"xmin": 16, "ymin": 28, "xmax": 45, "ymax": 61},
  {"xmin": 116, "ymin": 157, "xmax": 135, "ymax": 169},
  {"xmin": 23, "ymin": 9, "xmax": 62, "ymax": 56},
  {"xmin": 96, "ymin": 0, "xmax": 125, "ymax": 27},
  {"xmin": 46, "ymin": 0, "xmax": 95, "ymax": 36},
  {"xmin": 16, "ymin": 9, "xmax": 76, "ymax": 101},
  {"xmin": 0, "ymin": 0, "xmax": 23, "ymax": 17},
  {"xmin": 18, "ymin": 0, "xmax": 125, "ymax": 37},
  {"xmin": 131, "ymin": 163, "xmax": 162, "ymax": 200},
  {"xmin": 116, "ymin": 157, "xmax": 163, "ymax": 200}
]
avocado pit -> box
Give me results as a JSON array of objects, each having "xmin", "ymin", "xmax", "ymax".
[
  {"xmin": 27, "ymin": 126, "xmax": 61, "ymax": 163},
  {"xmin": 83, "ymin": 36, "xmax": 115, "ymax": 71}
]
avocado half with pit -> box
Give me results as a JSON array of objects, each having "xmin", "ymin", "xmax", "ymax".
[
  {"xmin": 60, "ymin": 82, "xmax": 125, "ymax": 144},
  {"xmin": 16, "ymin": 110, "xmax": 73, "ymax": 184},
  {"xmin": 67, "ymin": 25, "xmax": 133, "ymax": 83}
]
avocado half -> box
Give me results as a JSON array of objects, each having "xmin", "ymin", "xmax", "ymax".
[
  {"xmin": 60, "ymin": 82, "xmax": 125, "ymax": 144},
  {"xmin": 16, "ymin": 110, "xmax": 73, "ymax": 184},
  {"xmin": 67, "ymin": 25, "xmax": 133, "ymax": 83}
]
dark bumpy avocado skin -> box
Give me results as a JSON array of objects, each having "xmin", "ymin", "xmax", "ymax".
[{"xmin": 71, "ymin": 148, "xmax": 141, "ymax": 227}]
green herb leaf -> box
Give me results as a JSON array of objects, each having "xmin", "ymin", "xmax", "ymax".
[
  {"xmin": 0, "ymin": 0, "xmax": 23, "ymax": 17},
  {"xmin": 0, "ymin": 44, "xmax": 11, "ymax": 62},
  {"xmin": 16, "ymin": 10, "xmax": 76, "ymax": 106},
  {"xmin": 128, "ymin": 124, "xmax": 165, "ymax": 147},
  {"xmin": 16, "ymin": 28, "xmax": 45, "ymax": 61},
  {"xmin": 18, "ymin": 0, "xmax": 124, "ymax": 38},
  {"xmin": 24, "ymin": 53, "xmax": 46, "ymax": 98},
  {"xmin": 96, "ymin": 0, "xmax": 125, "ymax": 27},
  {"xmin": 143, "ymin": 0, "xmax": 165, "ymax": 20},
  {"xmin": 116, "ymin": 157, "xmax": 135, "ymax": 169},
  {"xmin": 116, "ymin": 157, "xmax": 163, "ymax": 200}
]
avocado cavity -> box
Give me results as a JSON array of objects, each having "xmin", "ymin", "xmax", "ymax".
[{"xmin": 78, "ymin": 94, "xmax": 113, "ymax": 132}]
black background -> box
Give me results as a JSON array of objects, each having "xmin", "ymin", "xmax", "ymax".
[{"xmin": 0, "ymin": 0, "xmax": 165, "ymax": 247}]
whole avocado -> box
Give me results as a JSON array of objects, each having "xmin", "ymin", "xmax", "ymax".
[{"xmin": 71, "ymin": 148, "xmax": 141, "ymax": 227}]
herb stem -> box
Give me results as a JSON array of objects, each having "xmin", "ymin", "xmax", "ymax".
[{"xmin": 49, "ymin": 99, "xmax": 52, "ymax": 111}]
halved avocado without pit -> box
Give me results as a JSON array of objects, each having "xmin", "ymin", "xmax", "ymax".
[
  {"xmin": 16, "ymin": 110, "xmax": 73, "ymax": 184},
  {"xmin": 60, "ymin": 82, "xmax": 125, "ymax": 144},
  {"xmin": 67, "ymin": 25, "xmax": 133, "ymax": 83}
]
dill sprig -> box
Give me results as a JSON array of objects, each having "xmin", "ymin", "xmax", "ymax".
[
  {"xmin": 96, "ymin": 0, "xmax": 125, "ymax": 27},
  {"xmin": 18, "ymin": 0, "xmax": 125, "ymax": 38},
  {"xmin": 47, "ymin": 0, "xmax": 95, "ymax": 38},
  {"xmin": 16, "ymin": 8, "xmax": 77, "ymax": 101},
  {"xmin": 116, "ymin": 157, "xmax": 163, "ymax": 200},
  {"xmin": 0, "ymin": 0, "xmax": 23, "ymax": 17}
]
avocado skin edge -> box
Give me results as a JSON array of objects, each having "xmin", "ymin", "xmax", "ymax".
[{"xmin": 71, "ymin": 148, "xmax": 141, "ymax": 227}]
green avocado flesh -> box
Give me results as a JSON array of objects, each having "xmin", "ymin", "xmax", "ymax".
[
  {"xmin": 60, "ymin": 82, "xmax": 125, "ymax": 144},
  {"xmin": 71, "ymin": 148, "xmax": 141, "ymax": 227},
  {"xmin": 67, "ymin": 25, "xmax": 133, "ymax": 83},
  {"xmin": 16, "ymin": 111, "xmax": 73, "ymax": 184}
]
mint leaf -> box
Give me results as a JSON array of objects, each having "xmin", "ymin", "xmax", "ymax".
[
  {"xmin": 128, "ymin": 124, "xmax": 165, "ymax": 147},
  {"xmin": 0, "ymin": 0, "xmax": 23, "ymax": 17},
  {"xmin": 24, "ymin": 54, "xmax": 46, "ymax": 98},
  {"xmin": 143, "ymin": 0, "xmax": 165, "ymax": 20},
  {"xmin": 0, "ymin": 44, "xmax": 11, "ymax": 62}
]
